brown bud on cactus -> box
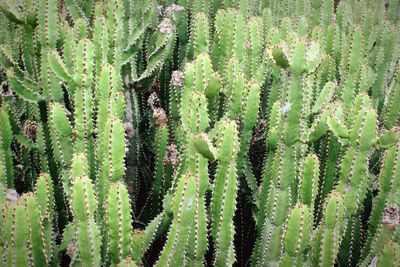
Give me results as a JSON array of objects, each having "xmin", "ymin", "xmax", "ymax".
[
  {"xmin": 171, "ymin": 71, "xmax": 184, "ymax": 86},
  {"xmin": 382, "ymin": 204, "xmax": 399, "ymax": 230},
  {"xmin": 163, "ymin": 144, "xmax": 179, "ymax": 167},
  {"xmin": 153, "ymin": 108, "xmax": 168, "ymax": 127},
  {"xmin": 23, "ymin": 120, "xmax": 38, "ymax": 141}
]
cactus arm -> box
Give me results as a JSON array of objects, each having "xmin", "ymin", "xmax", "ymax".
[
  {"xmin": 341, "ymin": 27, "xmax": 363, "ymax": 108},
  {"xmin": 151, "ymin": 125, "xmax": 169, "ymax": 214},
  {"xmin": 279, "ymin": 204, "xmax": 311, "ymax": 267},
  {"xmin": 38, "ymin": 0, "xmax": 58, "ymax": 48},
  {"xmin": 0, "ymin": 108, "xmax": 13, "ymax": 187},
  {"xmin": 47, "ymin": 50, "xmax": 75, "ymax": 85},
  {"xmin": 13, "ymin": 204, "xmax": 30, "ymax": 266},
  {"xmin": 383, "ymin": 75, "xmax": 400, "ymax": 129},
  {"xmin": 187, "ymin": 12, "xmax": 209, "ymax": 60},
  {"xmin": 22, "ymin": 193, "xmax": 48, "ymax": 266},
  {"xmin": 237, "ymin": 82, "xmax": 261, "ymax": 177},
  {"xmin": 5, "ymin": 68, "xmax": 42, "ymax": 103},
  {"xmin": 106, "ymin": 182, "xmax": 133, "ymax": 265},
  {"xmin": 63, "ymin": 0, "xmax": 87, "ymax": 22},
  {"xmin": 155, "ymin": 173, "xmax": 197, "ymax": 267},
  {"xmin": 298, "ymin": 154, "xmax": 319, "ymax": 212},
  {"xmin": 71, "ymin": 176, "xmax": 101, "ymax": 267},
  {"xmin": 310, "ymin": 192, "xmax": 346, "ymax": 266}
]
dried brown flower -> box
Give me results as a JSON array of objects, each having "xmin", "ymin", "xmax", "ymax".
[
  {"xmin": 382, "ymin": 204, "xmax": 399, "ymax": 230},
  {"xmin": 163, "ymin": 144, "xmax": 179, "ymax": 167}
]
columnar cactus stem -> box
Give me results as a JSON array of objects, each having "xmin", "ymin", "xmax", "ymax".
[
  {"xmin": 279, "ymin": 204, "xmax": 311, "ymax": 267},
  {"xmin": 0, "ymin": 107, "xmax": 13, "ymax": 187},
  {"xmin": 21, "ymin": 193, "xmax": 49, "ymax": 266},
  {"xmin": 211, "ymin": 119, "xmax": 239, "ymax": 266},
  {"xmin": 362, "ymin": 140, "xmax": 400, "ymax": 259},
  {"xmin": 155, "ymin": 173, "xmax": 197, "ymax": 267},
  {"xmin": 71, "ymin": 176, "xmax": 101, "ymax": 266},
  {"xmin": 310, "ymin": 192, "xmax": 346, "ymax": 267},
  {"xmin": 34, "ymin": 173, "xmax": 55, "ymax": 261},
  {"xmin": 151, "ymin": 123, "xmax": 169, "ymax": 214},
  {"xmin": 106, "ymin": 182, "xmax": 133, "ymax": 266}
]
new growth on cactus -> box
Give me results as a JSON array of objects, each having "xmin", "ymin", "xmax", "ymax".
[{"xmin": 0, "ymin": 0, "xmax": 399, "ymax": 266}]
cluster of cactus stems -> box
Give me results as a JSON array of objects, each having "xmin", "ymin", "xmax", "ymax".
[{"xmin": 0, "ymin": 0, "xmax": 400, "ymax": 266}]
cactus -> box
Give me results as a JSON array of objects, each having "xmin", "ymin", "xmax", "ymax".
[{"xmin": 0, "ymin": 0, "xmax": 399, "ymax": 266}]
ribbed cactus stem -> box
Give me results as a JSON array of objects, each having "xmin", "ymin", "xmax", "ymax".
[
  {"xmin": 360, "ymin": 204, "xmax": 399, "ymax": 267},
  {"xmin": 21, "ymin": 193, "xmax": 49, "ymax": 266},
  {"xmin": 155, "ymin": 173, "xmax": 197, "ymax": 267},
  {"xmin": 279, "ymin": 204, "xmax": 311, "ymax": 267},
  {"xmin": 106, "ymin": 182, "xmax": 133, "ymax": 265},
  {"xmin": 211, "ymin": 120, "xmax": 239, "ymax": 266},
  {"xmin": 0, "ymin": 108, "xmax": 13, "ymax": 188},
  {"xmin": 71, "ymin": 176, "xmax": 101, "ymax": 266},
  {"xmin": 362, "ymin": 140, "xmax": 400, "ymax": 259}
]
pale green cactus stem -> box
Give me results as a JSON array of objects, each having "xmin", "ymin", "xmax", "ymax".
[
  {"xmin": 106, "ymin": 182, "xmax": 133, "ymax": 266},
  {"xmin": 383, "ymin": 73, "xmax": 400, "ymax": 129},
  {"xmin": 2, "ymin": 201, "xmax": 30, "ymax": 266},
  {"xmin": 96, "ymin": 116, "xmax": 126, "ymax": 217},
  {"xmin": 121, "ymin": 0, "xmax": 157, "ymax": 77},
  {"xmin": 20, "ymin": 193, "xmax": 49, "ymax": 266},
  {"xmin": 360, "ymin": 204, "xmax": 400, "ymax": 267},
  {"xmin": 38, "ymin": 0, "xmax": 63, "ymax": 101},
  {"xmin": 226, "ymin": 71, "xmax": 246, "ymax": 120},
  {"xmin": 341, "ymin": 26, "xmax": 363, "ymax": 109},
  {"xmin": 256, "ymin": 102, "xmax": 284, "ymax": 241},
  {"xmin": 151, "ymin": 122, "xmax": 169, "ymax": 214},
  {"xmin": 332, "ymin": 106, "xmax": 377, "ymax": 217},
  {"xmin": 48, "ymin": 102, "xmax": 74, "ymax": 195},
  {"xmin": 310, "ymin": 192, "xmax": 346, "ymax": 267},
  {"xmin": 92, "ymin": 15, "xmax": 110, "ymax": 83},
  {"xmin": 362, "ymin": 140, "xmax": 400, "ymax": 259},
  {"xmin": 71, "ymin": 176, "xmax": 101, "ymax": 267},
  {"xmin": 371, "ymin": 24, "xmax": 397, "ymax": 109},
  {"xmin": 34, "ymin": 173, "xmax": 55, "ymax": 261},
  {"xmin": 279, "ymin": 204, "xmax": 311, "ymax": 267},
  {"xmin": 178, "ymin": 53, "xmax": 219, "ymax": 265},
  {"xmin": 187, "ymin": 12, "xmax": 209, "ymax": 61},
  {"xmin": 298, "ymin": 154, "xmax": 319, "ymax": 214},
  {"xmin": 62, "ymin": 0, "xmax": 89, "ymax": 22},
  {"xmin": 253, "ymin": 143, "xmax": 295, "ymax": 267},
  {"xmin": 141, "ymin": 211, "xmax": 171, "ymax": 257},
  {"xmin": 70, "ymin": 153, "xmax": 89, "ymax": 180},
  {"xmin": 4, "ymin": 68, "xmax": 42, "ymax": 102},
  {"xmin": 131, "ymin": 229, "xmax": 144, "ymax": 262},
  {"xmin": 72, "ymin": 38, "xmax": 96, "ymax": 178},
  {"xmin": 284, "ymin": 40, "xmax": 306, "ymax": 146},
  {"xmin": 211, "ymin": 9, "xmax": 246, "ymax": 73},
  {"xmin": 155, "ymin": 173, "xmax": 197, "ymax": 267},
  {"xmin": 135, "ymin": 13, "xmax": 176, "ymax": 83},
  {"xmin": 0, "ymin": 107, "xmax": 13, "ymax": 187},
  {"xmin": 180, "ymin": 54, "xmax": 211, "ymax": 136},
  {"xmin": 210, "ymin": 119, "xmax": 239, "ymax": 266},
  {"xmin": 48, "ymin": 102, "xmax": 74, "ymax": 170},
  {"xmin": 245, "ymin": 17, "xmax": 264, "ymax": 80},
  {"xmin": 106, "ymin": 0, "xmax": 124, "ymax": 75},
  {"xmin": 236, "ymin": 82, "xmax": 261, "ymax": 190},
  {"xmin": 363, "ymin": 241, "xmax": 400, "ymax": 267}
]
